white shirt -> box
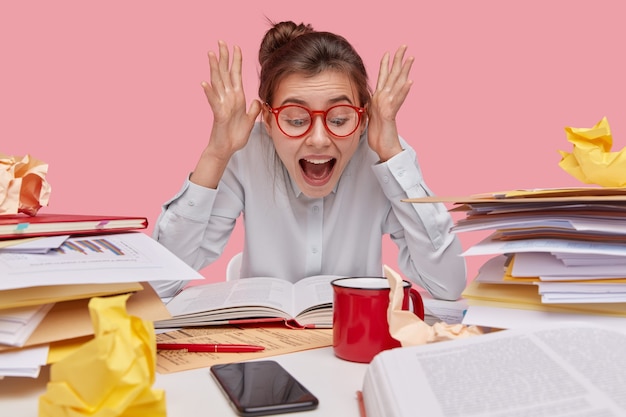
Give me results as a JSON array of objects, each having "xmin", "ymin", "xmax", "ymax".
[{"xmin": 152, "ymin": 123, "xmax": 466, "ymax": 300}]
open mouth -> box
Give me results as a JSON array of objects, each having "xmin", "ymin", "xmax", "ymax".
[{"xmin": 299, "ymin": 157, "xmax": 336, "ymax": 185}]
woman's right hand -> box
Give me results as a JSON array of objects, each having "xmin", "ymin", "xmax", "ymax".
[
  {"xmin": 191, "ymin": 41, "xmax": 262, "ymax": 188},
  {"xmin": 203, "ymin": 40, "xmax": 262, "ymax": 159}
]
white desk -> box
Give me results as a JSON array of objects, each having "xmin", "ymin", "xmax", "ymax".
[{"xmin": 1, "ymin": 347, "xmax": 368, "ymax": 416}]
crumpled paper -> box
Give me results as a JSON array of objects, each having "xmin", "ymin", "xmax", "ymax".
[
  {"xmin": 558, "ymin": 117, "xmax": 626, "ymax": 187},
  {"xmin": 39, "ymin": 294, "xmax": 166, "ymax": 417},
  {"xmin": 0, "ymin": 153, "xmax": 51, "ymax": 215},
  {"xmin": 385, "ymin": 265, "xmax": 482, "ymax": 346}
]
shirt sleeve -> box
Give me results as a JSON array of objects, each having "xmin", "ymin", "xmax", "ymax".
[
  {"xmin": 150, "ymin": 177, "xmax": 234, "ymax": 298},
  {"xmin": 371, "ymin": 143, "xmax": 467, "ymax": 301}
]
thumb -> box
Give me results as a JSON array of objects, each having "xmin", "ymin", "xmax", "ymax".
[{"xmin": 247, "ymin": 99, "xmax": 263, "ymax": 120}]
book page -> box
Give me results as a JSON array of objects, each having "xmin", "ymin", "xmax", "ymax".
[
  {"xmin": 165, "ymin": 277, "xmax": 297, "ymax": 318},
  {"xmin": 292, "ymin": 275, "xmax": 338, "ymax": 315},
  {"xmin": 364, "ymin": 323, "xmax": 626, "ymax": 417}
]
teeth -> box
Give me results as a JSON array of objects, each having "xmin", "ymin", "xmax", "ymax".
[{"xmin": 304, "ymin": 158, "xmax": 332, "ymax": 164}]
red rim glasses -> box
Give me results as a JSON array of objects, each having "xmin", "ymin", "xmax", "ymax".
[{"xmin": 265, "ymin": 103, "xmax": 366, "ymax": 139}]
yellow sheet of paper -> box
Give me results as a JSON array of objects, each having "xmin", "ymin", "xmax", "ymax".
[
  {"xmin": 39, "ymin": 294, "xmax": 166, "ymax": 417},
  {"xmin": 0, "ymin": 236, "xmax": 42, "ymax": 248},
  {"xmin": 463, "ymin": 280, "xmax": 626, "ymax": 317},
  {"xmin": 0, "ymin": 282, "xmax": 144, "ymax": 310},
  {"xmin": 501, "ymin": 255, "xmax": 626, "ymax": 284},
  {"xmin": 559, "ymin": 117, "xmax": 626, "ymax": 187},
  {"xmin": 47, "ymin": 336, "xmax": 93, "ymax": 364}
]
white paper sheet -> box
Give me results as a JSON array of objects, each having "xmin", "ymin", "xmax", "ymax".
[
  {"xmin": 0, "ymin": 304, "xmax": 54, "ymax": 347},
  {"xmin": 0, "ymin": 232, "xmax": 203, "ymax": 290},
  {"xmin": 463, "ymin": 234, "xmax": 626, "ymax": 257},
  {"xmin": 462, "ymin": 305, "xmax": 626, "ymax": 331},
  {"xmin": 512, "ymin": 252, "xmax": 626, "ymax": 278},
  {"xmin": 0, "ymin": 345, "xmax": 49, "ymax": 378}
]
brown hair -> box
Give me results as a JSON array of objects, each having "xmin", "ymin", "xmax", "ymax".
[{"xmin": 258, "ymin": 20, "xmax": 371, "ymax": 108}]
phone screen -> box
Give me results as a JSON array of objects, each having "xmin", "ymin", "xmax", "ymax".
[{"xmin": 210, "ymin": 360, "xmax": 319, "ymax": 417}]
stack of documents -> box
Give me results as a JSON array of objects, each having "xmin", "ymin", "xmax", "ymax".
[
  {"xmin": 406, "ymin": 187, "xmax": 626, "ymax": 329},
  {"xmin": 0, "ymin": 216, "xmax": 202, "ymax": 378}
]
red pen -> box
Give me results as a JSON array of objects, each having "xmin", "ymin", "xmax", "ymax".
[{"xmin": 156, "ymin": 343, "xmax": 265, "ymax": 353}]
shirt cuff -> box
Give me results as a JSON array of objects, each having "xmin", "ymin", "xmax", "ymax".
[
  {"xmin": 372, "ymin": 149, "xmax": 425, "ymax": 198},
  {"xmin": 168, "ymin": 179, "xmax": 217, "ymax": 221}
]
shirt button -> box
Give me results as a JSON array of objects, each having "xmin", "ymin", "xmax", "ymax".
[
  {"xmin": 311, "ymin": 247, "xmax": 318, "ymax": 254},
  {"xmin": 187, "ymin": 200, "xmax": 195, "ymax": 206},
  {"xmin": 313, "ymin": 205, "xmax": 319, "ymax": 213},
  {"xmin": 383, "ymin": 175, "xmax": 390, "ymax": 183}
]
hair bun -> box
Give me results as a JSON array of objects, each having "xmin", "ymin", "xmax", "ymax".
[{"xmin": 259, "ymin": 20, "xmax": 314, "ymax": 66}]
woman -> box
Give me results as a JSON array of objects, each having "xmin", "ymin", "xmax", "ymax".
[{"xmin": 152, "ymin": 21, "xmax": 466, "ymax": 300}]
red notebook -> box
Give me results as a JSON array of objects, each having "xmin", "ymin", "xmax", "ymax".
[{"xmin": 0, "ymin": 213, "xmax": 148, "ymax": 239}]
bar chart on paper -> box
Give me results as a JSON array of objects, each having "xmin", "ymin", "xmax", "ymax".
[
  {"xmin": 54, "ymin": 237, "xmax": 126, "ymax": 256},
  {"xmin": 3, "ymin": 237, "xmax": 142, "ymax": 272}
]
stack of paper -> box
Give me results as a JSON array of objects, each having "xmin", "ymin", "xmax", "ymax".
[
  {"xmin": 0, "ymin": 218, "xmax": 203, "ymax": 378},
  {"xmin": 406, "ymin": 187, "xmax": 626, "ymax": 329}
]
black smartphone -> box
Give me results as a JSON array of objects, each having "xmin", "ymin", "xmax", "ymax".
[{"xmin": 210, "ymin": 360, "xmax": 319, "ymax": 416}]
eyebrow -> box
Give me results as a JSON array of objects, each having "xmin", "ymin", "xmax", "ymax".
[{"xmin": 278, "ymin": 95, "xmax": 355, "ymax": 107}]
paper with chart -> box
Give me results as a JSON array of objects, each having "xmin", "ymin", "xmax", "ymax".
[{"xmin": 0, "ymin": 232, "xmax": 203, "ymax": 290}]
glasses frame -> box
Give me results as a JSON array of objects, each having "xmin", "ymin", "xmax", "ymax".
[{"xmin": 265, "ymin": 103, "xmax": 366, "ymax": 139}]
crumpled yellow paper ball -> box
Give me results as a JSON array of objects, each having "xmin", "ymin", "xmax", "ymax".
[
  {"xmin": 39, "ymin": 294, "xmax": 167, "ymax": 417},
  {"xmin": 558, "ymin": 117, "xmax": 626, "ymax": 187},
  {"xmin": 0, "ymin": 152, "xmax": 51, "ymax": 215}
]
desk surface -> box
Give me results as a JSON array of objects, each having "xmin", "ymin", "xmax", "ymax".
[{"xmin": 1, "ymin": 347, "xmax": 368, "ymax": 416}]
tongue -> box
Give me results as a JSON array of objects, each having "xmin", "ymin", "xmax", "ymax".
[{"xmin": 302, "ymin": 160, "xmax": 332, "ymax": 180}]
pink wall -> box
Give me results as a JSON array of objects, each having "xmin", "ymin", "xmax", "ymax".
[{"xmin": 2, "ymin": 1, "xmax": 625, "ymax": 286}]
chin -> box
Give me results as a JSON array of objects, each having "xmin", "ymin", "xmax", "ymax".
[
  {"xmin": 299, "ymin": 180, "xmax": 336, "ymax": 199},
  {"xmin": 301, "ymin": 189, "xmax": 332, "ymax": 198}
]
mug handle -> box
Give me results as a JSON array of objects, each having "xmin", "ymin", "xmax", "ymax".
[{"xmin": 408, "ymin": 288, "xmax": 425, "ymax": 320}]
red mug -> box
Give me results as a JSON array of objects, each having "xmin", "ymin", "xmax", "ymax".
[{"xmin": 331, "ymin": 276, "xmax": 424, "ymax": 363}]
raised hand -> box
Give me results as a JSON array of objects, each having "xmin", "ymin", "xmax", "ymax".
[
  {"xmin": 367, "ymin": 45, "xmax": 414, "ymax": 162},
  {"xmin": 191, "ymin": 41, "xmax": 262, "ymax": 188},
  {"xmin": 202, "ymin": 40, "xmax": 262, "ymax": 161}
]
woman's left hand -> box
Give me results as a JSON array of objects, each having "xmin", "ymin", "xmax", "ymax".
[{"xmin": 367, "ymin": 45, "xmax": 414, "ymax": 162}]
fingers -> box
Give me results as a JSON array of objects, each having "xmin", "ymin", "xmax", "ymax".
[
  {"xmin": 375, "ymin": 51, "xmax": 390, "ymax": 92},
  {"xmin": 394, "ymin": 46, "xmax": 414, "ymax": 88},
  {"xmin": 230, "ymin": 44, "xmax": 243, "ymax": 90},
  {"xmin": 375, "ymin": 45, "xmax": 413, "ymax": 93},
  {"xmin": 204, "ymin": 41, "xmax": 244, "ymax": 99},
  {"xmin": 217, "ymin": 40, "xmax": 231, "ymax": 81}
]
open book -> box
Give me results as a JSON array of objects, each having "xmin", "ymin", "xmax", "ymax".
[
  {"xmin": 154, "ymin": 275, "xmax": 340, "ymax": 329},
  {"xmin": 360, "ymin": 322, "xmax": 626, "ymax": 417}
]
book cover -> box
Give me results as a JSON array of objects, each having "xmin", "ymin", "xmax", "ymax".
[{"xmin": 0, "ymin": 213, "xmax": 148, "ymax": 239}]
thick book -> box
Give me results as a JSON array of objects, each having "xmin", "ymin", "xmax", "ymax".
[
  {"xmin": 359, "ymin": 322, "xmax": 626, "ymax": 417},
  {"xmin": 0, "ymin": 213, "xmax": 147, "ymax": 239},
  {"xmin": 154, "ymin": 275, "xmax": 339, "ymax": 329}
]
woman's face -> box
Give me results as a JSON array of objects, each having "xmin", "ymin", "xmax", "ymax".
[{"xmin": 263, "ymin": 70, "xmax": 365, "ymax": 198}]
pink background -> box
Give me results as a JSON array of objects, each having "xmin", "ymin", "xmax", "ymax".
[{"xmin": 2, "ymin": 1, "xmax": 625, "ymax": 286}]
